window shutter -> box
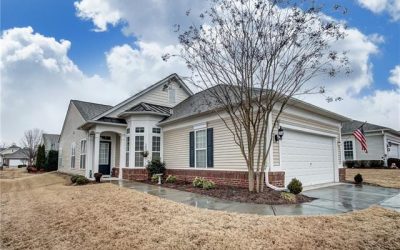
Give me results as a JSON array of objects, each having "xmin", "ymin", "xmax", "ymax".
[
  {"xmin": 189, "ymin": 131, "xmax": 194, "ymax": 167},
  {"xmin": 207, "ymin": 128, "xmax": 214, "ymax": 167}
]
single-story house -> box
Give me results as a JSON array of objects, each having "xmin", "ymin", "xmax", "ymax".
[
  {"xmin": 0, "ymin": 145, "xmax": 29, "ymax": 167},
  {"xmin": 41, "ymin": 133, "xmax": 60, "ymax": 154},
  {"xmin": 341, "ymin": 120, "xmax": 400, "ymax": 164},
  {"xmin": 58, "ymin": 74, "xmax": 351, "ymax": 187}
]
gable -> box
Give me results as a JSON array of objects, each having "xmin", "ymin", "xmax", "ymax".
[
  {"xmin": 94, "ymin": 74, "xmax": 192, "ymax": 119},
  {"xmin": 59, "ymin": 102, "xmax": 86, "ymax": 142}
]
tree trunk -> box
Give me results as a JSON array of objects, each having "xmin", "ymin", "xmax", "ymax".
[
  {"xmin": 260, "ymin": 172, "xmax": 265, "ymax": 192},
  {"xmin": 255, "ymin": 172, "xmax": 260, "ymax": 193},
  {"xmin": 248, "ymin": 169, "xmax": 255, "ymax": 192}
]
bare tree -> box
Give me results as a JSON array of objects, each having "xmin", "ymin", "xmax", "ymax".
[
  {"xmin": 21, "ymin": 129, "xmax": 42, "ymax": 167},
  {"xmin": 166, "ymin": 0, "xmax": 349, "ymax": 192}
]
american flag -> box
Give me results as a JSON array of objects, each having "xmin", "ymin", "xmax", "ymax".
[{"xmin": 353, "ymin": 124, "xmax": 368, "ymax": 153}]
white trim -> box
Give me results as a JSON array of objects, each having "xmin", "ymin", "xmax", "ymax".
[
  {"xmin": 91, "ymin": 74, "xmax": 193, "ymax": 120},
  {"xmin": 80, "ymin": 139, "xmax": 87, "ymax": 170},
  {"xmin": 194, "ymin": 129, "xmax": 207, "ymax": 168},
  {"xmin": 280, "ymin": 123, "xmax": 338, "ymax": 138},
  {"xmin": 193, "ymin": 122, "xmax": 207, "ymax": 130}
]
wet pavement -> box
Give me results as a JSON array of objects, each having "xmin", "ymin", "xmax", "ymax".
[{"xmin": 110, "ymin": 180, "xmax": 400, "ymax": 216}]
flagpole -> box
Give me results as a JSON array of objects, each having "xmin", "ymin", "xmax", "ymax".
[{"xmin": 358, "ymin": 121, "xmax": 367, "ymax": 129}]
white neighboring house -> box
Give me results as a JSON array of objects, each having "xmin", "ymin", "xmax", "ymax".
[
  {"xmin": 0, "ymin": 145, "xmax": 29, "ymax": 167},
  {"xmin": 341, "ymin": 120, "xmax": 400, "ymax": 164},
  {"xmin": 41, "ymin": 133, "xmax": 60, "ymax": 154},
  {"xmin": 58, "ymin": 73, "xmax": 351, "ymax": 187}
]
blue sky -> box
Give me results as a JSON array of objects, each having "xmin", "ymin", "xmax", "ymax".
[
  {"xmin": 2, "ymin": 0, "xmax": 398, "ymax": 91},
  {"xmin": 1, "ymin": 0, "xmax": 399, "ymax": 144}
]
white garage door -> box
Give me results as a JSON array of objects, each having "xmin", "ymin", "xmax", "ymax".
[
  {"xmin": 281, "ymin": 129, "xmax": 335, "ymax": 186},
  {"xmin": 388, "ymin": 143, "xmax": 400, "ymax": 159}
]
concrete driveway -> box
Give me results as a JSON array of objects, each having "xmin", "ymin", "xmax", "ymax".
[{"xmin": 111, "ymin": 180, "xmax": 400, "ymax": 216}]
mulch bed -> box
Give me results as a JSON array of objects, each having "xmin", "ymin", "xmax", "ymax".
[{"xmin": 140, "ymin": 180, "xmax": 315, "ymax": 205}]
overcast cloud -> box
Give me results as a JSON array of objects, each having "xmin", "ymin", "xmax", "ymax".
[{"xmin": 1, "ymin": 0, "xmax": 399, "ymax": 145}]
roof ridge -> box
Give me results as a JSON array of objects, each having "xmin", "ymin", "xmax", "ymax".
[{"xmin": 71, "ymin": 99, "xmax": 112, "ymax": 108}]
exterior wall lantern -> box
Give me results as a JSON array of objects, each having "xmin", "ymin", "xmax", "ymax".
[
  {"xmin": 387, "ymin": 142, "xmax": 392, "ymax": 152},
  {"xmin": 275, "ymin": 126, "xmax": 284, "ymax": 142}
]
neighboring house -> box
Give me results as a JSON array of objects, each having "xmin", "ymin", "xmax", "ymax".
[
  {"xmin": 0, "ymin": 145, "xmax": 29, "ymax": 167},
  {"xmin": 341, "ymin": 120, "xmax": 400, "ymax": 164},
  {"xmin": 42, "ymin": 133, "xmax": 60, "ymax": 153},
  {"xmin": 58, "ymin": 73, "xmax": 350, "ymax": 187}
]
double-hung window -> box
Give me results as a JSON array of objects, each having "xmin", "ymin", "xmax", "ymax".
[
  {"xmin": 195, "ymin": 130, "xmax": 207, "ymax": 168},
  {"xmin": 152, "ymin": 136, "xmax": 161, "ymax": 161},
  {"xmin": 135, "ymin": 136, "xmax": 144, "ymax": 167},
  {"xmin": 80, "ymin": 140, "xmax": 86, "ymax": 169},
  {"xmin": 343, "ymin": 141, "xmax": 354, "ymax": 160},
  {"xmin": 70, "ymin": 143, "xmax": 75, "ymax": 169}
]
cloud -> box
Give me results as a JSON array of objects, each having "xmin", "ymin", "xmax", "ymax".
[
  {"xmin": 389, "ymin": 65, "xmax": 400, "ymax": 87},
  {"xmin": 74, "ymin": 0, "xmax": 207, "ymax": 44},
  {"xmin": 0, "ymin": 27, "xmax": 184, "ymax": 144},
  {"xmin": 357, "ymin": 0, "xmax": 400, "ymax": 21}
]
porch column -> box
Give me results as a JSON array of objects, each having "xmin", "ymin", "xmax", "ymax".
[
  {"xmin": 93, "ymin": 132, "xmax": 100, "ymax": 174},
  {"xmin": 85, "ymin": 133, "xmax": 92, "ymax": 178},
  {"xmin": 119, "ymin": 133, "xmax": 126, "ymax": 179}
]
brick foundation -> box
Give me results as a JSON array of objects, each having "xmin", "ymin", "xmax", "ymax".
[
  {"xmin": 117, "ymin": 167, "xmax": 286, "ymax": 188},
  {"xmin": 268, "ymin": 171, "xmax": 285, "ymax": 188},
  {"xmin": 122, "ymin": 168, "xmax": 149, "ymax": 181},
  {"xmin": 339, "ymin": 168, "xmax": 346, "ymax": 182}
]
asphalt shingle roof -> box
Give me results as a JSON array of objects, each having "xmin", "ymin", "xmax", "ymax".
[
  {"xmin": 342, "ymin": 120, "xmax": 399, "ymax": 135},
  {"xmin": 126, "ymin": 102, "xmax": 172, "ymax": 116},
  {"xmin": 72, "ymin": 100, "xmax": 113, "ymax": 121}
]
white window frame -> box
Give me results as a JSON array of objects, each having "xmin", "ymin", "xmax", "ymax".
[
  {"xmin": 134, "ymin": 135, "xmax": 145, "ymax": 167},
  {"xmin": 152, "ymin": 135, "xmax": 161, "ymax": 161},
  {"xmin": 194, "ymin": 129, "xmax": 207, "ymax": 168},
  {"xmin": 343, "ymin": 140, "xmax": 355, "ymax": 161},
  {"xmin": 168, "ymin": 86, "xmax": 176, "ymax": 104},
  {"xmin": 80, "ymin": 139, "xmax": 86, "ymax": 169},
  {"xmin": 70, "ymin": 143, "xmax": 76, "ymax": 169}
]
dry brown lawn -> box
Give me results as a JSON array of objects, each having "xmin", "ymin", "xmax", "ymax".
[
  {"xmin": 0, "ymin": 168, "xmax": 32, "ymax": 179},
  {"xmin": 1, "ymin": 173, "xmax": 399, "ymax": 250},
  {"xmin": 346, "ymin": 169, "xmax": 400, "ymax": 188}
]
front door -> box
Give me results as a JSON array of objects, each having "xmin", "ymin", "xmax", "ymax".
[{"xmin": 99, "ymin": 141, "xmax": 111, "ymax": 175}]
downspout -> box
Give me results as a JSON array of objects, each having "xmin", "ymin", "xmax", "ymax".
[{"xmin": 264, "ymin": 112, "xmax": 287, "ymax": 191}]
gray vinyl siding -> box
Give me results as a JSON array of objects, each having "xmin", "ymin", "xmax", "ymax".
[
  {"xmin": 351, "ymin": 134, "xmax": 384, "ymax": 161},
  {"xmin": 58, "ymin": 103, "xmax": 87, "ymax": 175},
  {"xmin": 107, "ymin": 81, "xmax": 190, "ymax": 117}
]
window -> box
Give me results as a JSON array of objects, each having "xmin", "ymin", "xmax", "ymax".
[
  {"xmin": 58, "ymin": 148, "xmax": 62, "ymax": 167},
  {"xmin": 80, "ymin": 140, "xmax": 86, "ymax": 169},
  {"xmin": 135, "ymin": 136, "xmax": 144, "ymax": 167},
  {"xmin": 152, "ymin": 136, "xmax": 161, "ymax": 161},
  {"xmin": 126, "ymin": 137, "xmax": 130, "ymax": 167},
  {"xmin": 168, "ymin": 86, "xmax": 176, "ymax": 104},
  {"xmin": 344, "ymin": 141, "xmax": 354, "ymax": 160},
  {"xmin": 195, "ymin": 130, "xmax": 207, "ymax": 168},
  {"xmin": 127, "ymin": 128, "xmax": 130, "ymax": 134},
  {"xmin": 135, "ymin": 127, "xmax": 144, "ymax": 133},
  {"xmin": 152, "ymin": 127, "xmax": 161, "ymax": 134},
  {"xmin": 70, "ymin": 143, "xmax": 75, "ymax": 169},
  {"xmin": 51, "ymin": 143, "xmax": 55, "ymax": 150}
]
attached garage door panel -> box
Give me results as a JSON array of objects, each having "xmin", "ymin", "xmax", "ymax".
[{"xmin": 281, "ymin": 129, "xmax": 335, "ymax": 186}]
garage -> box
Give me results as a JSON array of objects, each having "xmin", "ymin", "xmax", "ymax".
[{"xmin": 281, "ymin": 129, "xmax": 336, "ymax": 186}]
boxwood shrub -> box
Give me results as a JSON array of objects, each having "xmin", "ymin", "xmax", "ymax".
[
  {"xmin": 344, "ymin": 160, "xmax": 385, "ymax": 169},
  {"xmin": 287, "ymin": 178, "xmax": 303, "ymax": 194}
]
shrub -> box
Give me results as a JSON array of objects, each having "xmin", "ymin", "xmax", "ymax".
[
  {"xmin": 35, "ymin": 145, "xmax": 46, "ymax": 170},
  {"xmin": 280, "ymin": 192, "xmax": 296, "ymax": 202},
  {"xmin": 192, "ymin": 177, "xmax": 216, "ymax": 189},
  {"xmin": 151, "ymin": 174, "xmax": 159, "ymax": 183},
  {"xmin": 45, "ymin": 150, "xmax": 58, "ymax": 171},
  {"xmin": 71, "ymin": 175, "xmax": 79, "ymax": 183},
  {"xmin": 368, "ymin": 160, "xmax": 384, "ymax": 168},
  {"xmin": 287, "ymin": 178, "xmax": 303, "ymax": 194},
  {"xmin": 387, "ymin": 158, "xmax": 400, "ymax": 168},
  {"xmin": 17, "ymin": 164, "xmax": 26, "ymax": 168},
  {"xmin": 344, "ymin": 160, "xmax": 385, "ymax": 169},
  {"xmin": 75, "ymin": 175, "xmax": 89, "ymax": 185},
  {"xmin": 165, "ymin": 175, "xmax": 177, "ymax": 183},
  {"xmin": 354, "ymin": 173, "xmax": 363, "ymax": 184},
  {"xmin": 193, "ymin": 177, "xmax": 205, "ymax": 188},
  {"xmin": 344, "ymin": 160, "xmax": 356, "ymax": 168},
  {"xmin": 146, "ymin": 159, "xmax": 166, "ymax": 177},
  {"xmin": 202, "ymin": 180, "xmax": 216, "ymax": 190}
]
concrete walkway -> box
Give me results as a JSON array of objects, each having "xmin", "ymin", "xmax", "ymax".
[{"xmin": 110, "ymin": 180, "xmax": 400, "ymax": 216}]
